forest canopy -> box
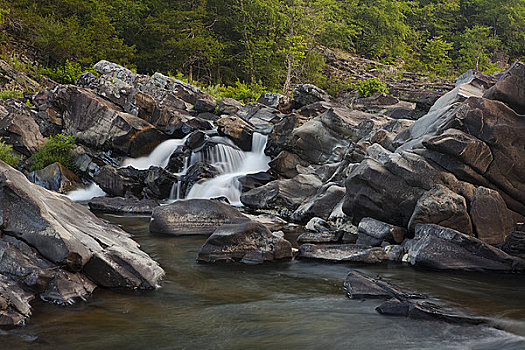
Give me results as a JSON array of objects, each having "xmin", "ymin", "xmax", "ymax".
[{"xmin": 1, "ymin": 0, "xmax": 524, "ymax": 92}]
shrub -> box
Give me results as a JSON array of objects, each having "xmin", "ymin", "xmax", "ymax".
[
  {"xmin": 30, "ymin": 134, "xmax": 77, "ymax": 171},
  {"xmin": 0, "ymin": 89, "xmax": 23, "ymax": 100},
  {"xmin": 351, "ymin": 77, "xmax": 388, "ymax": 98},
  {"xmin": 0, "ymin": 138, "xmax": 21, "ymax": 167},
  {"xmin": 219, "ymin": 80, "xmax": 267, "ymax": 103},
  {"xmin": 40, "ymin": 60, "xmax": 97, "ymax": 84}
]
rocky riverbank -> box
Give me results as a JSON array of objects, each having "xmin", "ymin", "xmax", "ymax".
[{"xmin": 0, "ymin": 57, "xmax": 524, "ymax": 327}]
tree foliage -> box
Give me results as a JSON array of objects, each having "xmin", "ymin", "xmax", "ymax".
[{"xmin": 1, "ymin": 0, "xmax": 523, "ymax": 91}]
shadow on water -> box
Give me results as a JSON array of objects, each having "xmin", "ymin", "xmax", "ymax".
[{"xmin": 5, "ymin": 214, "xmax": 525, "ymax": 350}]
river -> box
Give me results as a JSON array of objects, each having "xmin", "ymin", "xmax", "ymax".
[{"xmin": 4, "ymin": 214, "xmax": 525, "ymax": 350}]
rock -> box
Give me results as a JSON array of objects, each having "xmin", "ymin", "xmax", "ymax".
[
  {"xmin": 407, "ymin": 185, "xmax": 473, "ymax": 236},
  {"xmin": 406, "ymin": 224, "xmax": 525, "ymax": 271},
  {"xmin": 356, "ymin": 217, "xmax": 406, "ymax": 247},
  {"xmin": 216, "ymin": 115, "xmax": 254, "ymax": 151},
  {"xmin": 269, "ymin": 151, "xmax": 309, "ymax": 178},
  {"xmin": 501, "ymin": 231, "xmax": 525, "ymax": 258},
  {"xmin": 94, "ymin": 165, "xmax": 147, "ymax": 198},
  {"xmin": 305, "ymin": 217, "xmax": 332, "ymax": 233},
  {"xmin": 296, "ymin": 244, "xmax": 387, "ymax": 263},
  {"xmin": 0, "ymin": 100, "xmax": 45, "ymax": 156},
  {"xmin": 27, "ymin": 162, "xmax": 83, "ymax": 193},
  {"xmin": 291, "ymin": 184, "xmax": 346, "ymax": 223},
  {"xmin": 358, "ymin": 93, "xmax": 399, "ymax": 107},
  {"xmin": 292, "ymin": 84, "xmax": 330, "ymax": 107},
  {"xmin": 197, "ymin": 221, "xmax": 293, "ymax": 263},
  {"xmin": 0, "ymin": 161, "xmax": 164, "ymax": 291},
  {"xmin": 257, "ymin": 92, "xmax": 287, "ymax": 110},
  {"xmin": 238, "ymin": 171, "xmax": 275, "ymax": 193},
  {"xmin": 415, "ymin": 94, "xmax": 442, "ymax": 112},
  {"xmin": 470, "ymin": 187, "xmax": 516, "ymax": 244},
  {"xmin": 240, "ymin": 174, "xmax": 323, "ymax": 212},
  {"xmin": 0, "ymin": 273, "xmax": 34, "ymax": 326},
  {"xmin": 297, "ymin": 231, "xmax": 343, "ymax": 244},
  {"xmin": 384, "ymin": 245, "xmax": 406, "ymax": 261},
  {"xmin": 51, "ymin": 85, "xmax": 167, "ymax": 157},
  {"xmin": 483, "ymin": 61, "xmax": 524, "ymax": 114},
  {"xmin": 149, "ymin": 199, "xmax": 250, "ymax": 235},
  {"xmin": 376, "ymin": 298, "xmax": 487, "ymax": 325},
  {"xmin": 218, "ymin": 98, "xmax": 243, "ymax": 115},
  {"xmin": 88, "ymin": 196, "xmax": 159, "ymax": 214},
  {"xmin": 344, "ymin": 270, "xmax": 419, "ymax": 300}
]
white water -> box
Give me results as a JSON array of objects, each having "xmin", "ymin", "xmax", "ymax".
[
  {"xmin": 186, "ymin": 133, "xmax": 270, "ymax": 205},
  {"xmin": 121, "ymin": 138, "xmax": 187, "ymax": 170},
  {"xmin": 66, "ymin": 183, "xmax": 107, "ymax": 202}
]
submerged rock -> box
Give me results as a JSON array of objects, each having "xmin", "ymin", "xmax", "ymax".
[
  {"xmin": 149, "ymin": 199, "xmax": 250, "ymax": 235},
  {"xmin": 197, "ymin": 221, "xmax": 293, "ymax": 263},
  {"xmin": 344, "ymin": 270, "xmax": 422, "ymax": 300}
]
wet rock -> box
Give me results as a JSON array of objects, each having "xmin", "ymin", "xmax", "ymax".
[
  {"xmin": 240, "ymin": 174, "xmax": 323, "ymax": 212},
  {"xmin": 296, "ymin": 244, "xmax": 387, "ymax": 263},
  {"xmin": 0, "ymin": 274, "xmax": 34, "ymax": 326},
  {"xmin": 0, "ymin": 161, "xmax": 164, "ymax": 291},
  {"xmin": 376, "ymin": 298, "xmax": 487, "ymax": 325},
  {"xmin": 470, "ymin": 187, "xmax": 516, "ymax": 244},
  {"xmin": 27, "ymin": 162, "xmax": 82, "ymax": 193},
  {"xmin": 216, "ymin": 115, "xmax": 254, "ymax": 151},
  {"xmin": 0, "ymin": 100, "xmax": 45, "ymax": 156},
  {"xmin": 356, "ymin": 217, "xmax": 406, "ymax": 247},
  {"xmin": 197, "ymin": 221, "xmax": 292, "ymax": 263},
  {"xmin": 293, "ymin": 84, "xmax": 330, "ymax": 107},
  {"xmin": 406, "ymin": 224, "xmax": 525, "ymax": 271},
  {"xmin": 150, "ymin": 199, "xmax": 250, "ymax": 235},
  {"xmin": 501, "ymin": 231, "xmax": 525, "ymax": 258},
  {"xmin": 218, "ymin": 98, "xmax": 243, "ymax": 116},
  {"xmin": 483, "ymin": 61, "xmax": 524, "ymax": 114},
  {"xmin": 408, "ymin": 185, "xmax": 472, "ymax": 236},
  {"xmin": 344, "ymin": 270, "xmax": 418, "ymax": 300},
  {"xmin": 238, "ymin": 171, "xmax": 275, "ymax": 193},
  {"xmin": 93, "ymin": 165, "xmax": 147, "ymax": 198},
  {"xmin": 142, "ymin": 166, "xmax": 178, "ymax": 199},
  {"xmin": 384, "ymin": 245, "xmax": 406, "ymax": 262},
  {"xmin": 88, "ymin": 196, "xmax": 159, "ymax": 214}
]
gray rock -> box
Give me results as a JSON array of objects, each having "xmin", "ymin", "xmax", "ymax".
[
  {"xmin": 344, "ymin": 270, "xmax": 419, "ymax": 300},
  {"xmin": 501, "ymin": 231, "xmax": 525, "ymax": 258},
  {"xmin": 293, "ymin": 84, "xmax": 330, "ymax": 107},
  {"xmin": 150, "ymin": 199, "xmax": 250, "ymax": 235},
  {"xmin": 408, "ymin": 185, "xmax": 473, "ymax": 236},
  {"xmin": 0, "ymin": 100, "xmax": 45, "ymax": 156},
  {"xmin": 0, "ymin": 161, "xmax": 164, "ymax": 291},
  {"xmin": 406, "ymin": 224, "xmax": 525, "ymax": 271},
  {"xmin": 88, "ymin": 196, "xmax": 159, "ymax": 214},
  {"xmin": 197, "ymin": 221, "xmax": 293, "ymax": 263},
  {"xmin": 296, "ymin": 231, "xmax": 343, "ymax": 244},
  {"xmin": 218, "ymin": 98, "xmax": 243, "ymax": 116},
  {"xmin": 483, "ymin": 61, "xmax": 524, "ymax": 114},
  {"xmin": 292, "ymin": 184, "xmax": 346, "ymax": 223},
  {"xmin": 470, "ymin": 187, "xmax": 517, "ymax": 244},
  {"xmin": 216, "ymin": 116, "xmax": 254, "ymax": 151},
  {"xmin": 356, "ymin": 217, "xmax": 406, "ymax": 246},
  {"xmin": 296, "ymin": 244, "xmax": 387, "ymax": 263},
  {"xmin": 27, "ymin": 162, "xmax": 83, "ymax": 193}
]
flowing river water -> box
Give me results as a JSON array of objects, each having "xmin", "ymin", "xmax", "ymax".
[
  {"xmin": 4, "ymin": 214, "xmax": 525, "ymax": 349},
  {"xmin": 9, "ymin": 134, "xmax": 525, "ymax": 349}
]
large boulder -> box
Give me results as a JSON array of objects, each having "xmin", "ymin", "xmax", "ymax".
[
  {"xmin": 407, "ymin": 185, "xmax": 472, "ymax": 236},
  {"xmin": 197, "ymin": 221, "xmax": 293, "ymax": 263},
  {"xmin": 356, "ymin": 217, "xmax": 406, "ymax": 247},
  {"xmin": 88, "ymin": 196, "xmax": 159, "ymax": 214},
  {"xmin": 0, "ymin": 161, "xmax": 164, "ymax": 325},
  {"xmin": 293, "ymin": 84, "xmax": 330, "ymax": 107},
  {"xmin": 50, "ymin": 85, "xmax": 167, "ymax": 157},
  {"xmin": 291, "ymin": 184, "xmax": 346, "ymax": 223},
  {"xmin": 405, "ymin": 224, "xmax": 525, "ymax": 271},
  {"xmin": 150, "ymin": 199, "xmax": 250, "ymax": 235},
  {"xmin": 216, "ymin": 115, "xmax": 254, "ymax": 151},
  {"xmin": 27, "ymin": 162, "xmax": 83, "ymax": 193},
  {"xmin": 483, "ymin": 61, "xmax": 524, "ymax": 114}
]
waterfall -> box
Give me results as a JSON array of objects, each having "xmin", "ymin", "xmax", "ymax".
[
  {"xmin": 66, "ymin": 183, "xmax": 106, "ymax": 202},
  {"xmin": 186, "ymin": 133, "xmax": 270, "ymax": 205},
  {"xmin": 121, "ymin": 138, "xmax": 187, "ymax": 170}
]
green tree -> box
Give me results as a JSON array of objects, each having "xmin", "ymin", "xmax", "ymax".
[{"xmin": 422, "ymin": 36, "xmax": 453, "ymax": 76}]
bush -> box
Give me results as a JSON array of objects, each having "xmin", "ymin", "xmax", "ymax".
[
  {"xmin": 0, "ymin": 89, "xmax": 23, "ymax": 100},
  {"xmin": 219, "ymin": 80, "xmax": 267, "ymax": 103},
  {"xmin": 351, "ymin": 77, "xmax": 388, "ymax": 98},
  {"xmin": 30, "ymin": 134, "xmax": 77, "ymax": 171},
  {"xmin": 40, "ymin": 60, "xmax": 97, "ymax": 84},
  {"xmin": 0, "ymin": 138, "xmax": 21, "ymax": 167}
]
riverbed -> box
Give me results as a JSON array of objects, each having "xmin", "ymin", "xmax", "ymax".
[{"xmin": 5, "ymin": 214, "xmax": 525, "ymax": 350}]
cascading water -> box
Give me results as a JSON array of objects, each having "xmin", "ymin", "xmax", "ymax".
[
  {"xmin": 121, "ymin": 138, "xmax": 187, "ymax": 170},
  {"xmin": 66, "ymin": 183, "xmax": 106, "ymax": 202},
  {"xmin": 185, "ymin": 133, "xmax": 270, "ymax": 205}
]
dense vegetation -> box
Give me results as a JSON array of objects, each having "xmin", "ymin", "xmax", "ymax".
[
  {"xmin": 1, "ymin": 0, "xmax": 524, "ymax": 93},
  {"xmin": 30, "ymin": 134, "xmax": 77, "ymax": 171}
]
